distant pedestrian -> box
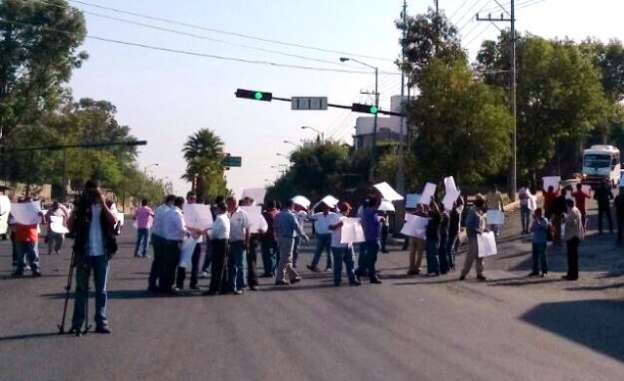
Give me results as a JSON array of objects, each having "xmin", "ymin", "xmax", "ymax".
[
  {"xmin": 406, "ymin": 204, "xmax": 428, "ymax": 275},
  {"xmin": 162, "ymin": 197, "xmax": 186, "ymax": 294},
  {"xmin": 68, "ymin": 180, "xmax": 118, "ymax": 334},
  {"xmin": 438, "ymin": 203, "xmax": 450, "ymax": 274},
  {"xmin": 614, "ymin": 188, "xmax": 624, "ymax": 245},
  {"xmin": 528, "ymin": 208, "xmax": 549, "ymax": 277},
  {"xmin": 459, "ymin": 195, "xmax": 487, "ymax": 281},
  {"xmin": 274, "ymin": 200, "xmax": 309, "ymax": 286},
  {"xmin": 260, "ymin": 200, "xmax": 279, "ymax": 277},
  {"xmin": 328, "ymin": 202, "xmax": 360, "ymax": 287},
  {"xmin": 307, "ymin": 202, "xmax": 335, "ymax": 272},
  {"xmin": 147, "ymin": 195, "xmax": 174, "ymax": 293},
  {"xmin": 562, "ymin": 199, "xmax": 584, "ymax": 281},
  {"xmin": 447, "ymin": 196, "xmax": 464, "ymax": 271},
  {"xmin": 543, "ymin": 186, "xmax": 558, "ymax": 219},
  {"xmin": 133, "ymin": 199, "xmax": 154, "ymax": 258},
  {"xmin": 357, "ymin": 196, "xmax": 383, "ymax": 284},
  {"xmin": 594, "ymin": 181, "xmax": 614, "ymax": 234},
  {"xmin": 226, "ymin": 196, "xmax": 250, "ymax": 295},
  {"xmin": 486, "ymin": 185, "xmax": 504, "ymax": 236},
  {"xmin": 518, "ymin": 185, "xmax": 531, "ymax": 234},
  {"xmin": 45, "ymin": 200, "xmax": 68, "ymax": 256},
  {"xmin": 425, "ymin": 201, "xmax": 441, "ymax": 276},
  {"xmin": 205, "ymin": 202, "xmax": 230, "ymax": 295},
  {"xmin": 175, "ymin": 193, "xmax": 203, "ymax": 291},
  {"xmin": 572, "ymin": 184, "xmax": 590, "ymax": 228},
  {"xmin": 243, "ymin": 197, "xmax": 261, "ymax": 291},
  {"xmin": 293, "ymin": 207, "xmax": 307, "ymax": 268},
  {"xmin": 551, "ymin": 188, "xmax": 568, "ymax": 245},
  {"xmin": 10, "ymin": 198, "xmax": 43, "ymax": 277},
  {"xmin": 380, "ymin": 212, "xmax": 390, "ymax": 253}
]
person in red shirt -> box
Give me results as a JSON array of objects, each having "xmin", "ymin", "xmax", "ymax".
[
  {"xmin": 10, "ymin": 198, "xmax": 43, "ymax": 277},
  {"xmin": 543, "ymin": 186, "xmax": 558, "ymax": 220},
  {"xmin": 572, "ymin": 183, "xmax": 591, "ymax": 228}
]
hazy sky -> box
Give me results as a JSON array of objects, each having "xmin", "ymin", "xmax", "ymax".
[{"xmin": 66, "ymin": 0, "xmax": 623, "ymax": 196}]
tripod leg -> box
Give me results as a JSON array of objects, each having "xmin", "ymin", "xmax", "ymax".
[
  {"xmin": 82, "ymin": 283, "xmax": 91, "ymax": 334},
  {"xmin": 58, "ymin": 252, "xmax": 76, "ymax": 335}
]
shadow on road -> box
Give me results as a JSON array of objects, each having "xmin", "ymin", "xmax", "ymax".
[
  {"xmin": 0, "ymin": 332, "xmax": 64, "ymax": 342},
  {"xmin": 487, "ymin": 276, "xmax": 565, "ymax": 287},
  {"xmin": 521, "ymin": 299, "xmax": 624, "ymax": 362}
]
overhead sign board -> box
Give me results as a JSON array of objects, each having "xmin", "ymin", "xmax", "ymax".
[
  {"xmin": 291, "ymin": 97, "xmax": 328, "ymax": 110},
  {"xmin": 223, "ymin": 156, "xmax": 242, "ymax": 167}
]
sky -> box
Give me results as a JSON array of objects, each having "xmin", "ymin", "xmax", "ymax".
[{"xmin": 65, "ymin": 0, "xmax": 624, "ymax": 196}]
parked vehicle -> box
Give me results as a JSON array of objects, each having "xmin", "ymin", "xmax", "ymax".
[{"xmin": 582, "ymin": 145, "xmax": 621, "ymax": 188}]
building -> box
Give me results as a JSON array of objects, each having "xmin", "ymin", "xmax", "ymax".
[{"xmin": 353, "ymin": 95, "xmax": 408, "ymax": 150}]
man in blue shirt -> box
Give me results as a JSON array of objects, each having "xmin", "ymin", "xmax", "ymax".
[
  {"xmin": 460, "ymin": 195, "xmax": 487, "ymax": 281},
  {"xmin": 274, "ymin": 200, "xmax": 309, "ymax": 285},
  {"xmin": 357, "ymin": 197, "xmax": 382, "ymax": 284}
]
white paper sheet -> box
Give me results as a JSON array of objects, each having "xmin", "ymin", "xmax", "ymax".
[
  {"xmin": 486, "ymin": 210, "xmax": 505, "ymax": 225},
  {"xmin": 420, "ymin": 183, "xmax": 437, "ymax": 205},
  {"xmin": 442, "ymin": 189, "xmax": 461, "ymax": 211},
  {"xmin": 292, "ymin": 195, "xmax": 311, "ymax": 209},
  {"xmin": 477, "ymin": 232, "xmax": 498, "ymax": 257},
  {"xmin": 527, "ymin": 194, "xmax": 537, "ymax": 211},
  {"xmin": 179, "ymin": 237, "xmax": 199, "ymax": 268},
  {"xmin": 10, "ymin": 201, "xmax": 42, "ymax": 225},
  {"xmin": 49, "ymin": 215, "xmax": 69, "ymax": 234},
  {"xmin": 340, "ymin": 218, "xmax": 365, "ymax": 244},
  {"xmin": 0, "ymin": 196, "xmax": 10, "ymax": 215},
  {"xmin": 542, "ymin": 176, "xmax": 561, "ymax": 192},
  {"xmin": 405, "ymin": 193, "xmax": 421, "ymax": 209},
  {"xmin": 444, "ymin": 176, "xmax": 459, "ymax": 194},
  {"xmin": 400, "ymin": 214, "xmax": 429, "ymax": 239},
  {"xmin": 320, "ymin": 195, "xmax": 340, "ymax": 208},
  {"xmin": 378, "ymin": 200, "xmax": 395, "ymax": 212},
  {"xmin": 241, "ymin": 188, "xmax": 266, "ymax": 205},
  {"xmin": 241, "ymin": 205, "xmax": 268, "ymax": 233},
  {"xmin": 183, "ymin": 203, "xmax": 214, "ymax": 230},
  {"xmin": 374, "ymin": 182, "xmax": 404, "ymax": 201}
]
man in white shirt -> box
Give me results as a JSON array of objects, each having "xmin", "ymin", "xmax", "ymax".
[
  {"xmin": 226, "ymin": 196, "xmax": 250, "ymax": 295},
  {"xmin": 518, "ymin": 185, "xmax": 531, "ymax": 234},
  {"xmin": 293, "ymin": 208, "xmax": 307, "ymax": 268},
  {"xmin": 328, "ymin": 202, "xmax": 360, "ymax": 287},
  {"xmin": 175, "ymin": 192, "xmax": 203, "ymax": 290},
  {"xmin": 148, "ymin": 195, "xmax": 175, "ymax": 293},
  {"xmin": 307, "ymin": 202, "xmax": 336, "ymax": 272},
  {"xmin": 161, "ymin": 197, "xmax": 187, "ymax": 293},
  {"xmin": 205, "ymin": 202, "xmax": 230, "ymax": 295}
]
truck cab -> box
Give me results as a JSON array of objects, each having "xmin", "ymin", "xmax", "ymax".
[{"xmin": 582, "ymin": 145, "xmax": 621, "ymax": 188}]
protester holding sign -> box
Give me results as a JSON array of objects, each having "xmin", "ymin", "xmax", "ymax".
[
  {"xmin": 205, "ymin": 202, "xmax": 230, "ymax": 295},
  {"xmin": 425, "ymin": 202, "xmax": 441, "ymax": 276},
  {"xmin": 226, "ymin": 196, "xmax": 250, "ymax": 295},
  {"xmin": 10, "ymin": 198, "xmax": 43, "ymax": 277},
  {"xmin": 260, "ymin": 200, "xmax": 279, "ymax": 277},
  {"xmin": 45, "ymin": 200, "xmax": 69, "ymax": 256},
  {"xmin": 486, "ymin": 185, "xmax": 504, "ymax": 236},
  {"xmin": 356, "ymin": 197, "xmax": 382, "ymax": 284},
  {"xmin": 175, "ymin": 193, "xmax": 204, "ymax": 291},
  {"xmin": 529, "ymin": 208, "xmax": 549, "ymax": 277},
  {"xmin": 460, "ymin": 195, "xmax": 487, "ymax": 281},
  {"xmin": 328, "ymin": 202, "xmax": 360, "ymax": 287},
  {"xmin": 307, "ymin": 202, "xmax": 335, "ymax": 273},
  {"xmin": 572, "ymin": 184, "xmax": 591, "ymax": 228},
  {"xmin": 447, "ymin": 196, "xmax": 464, "ymax": 271},
  {"xmin": 274, "ymin": 200, "xmax": 309, "ymax": 286},
  {"xmin": 563, "ymin": 199, "xmax": 584, "ymax": 281}
]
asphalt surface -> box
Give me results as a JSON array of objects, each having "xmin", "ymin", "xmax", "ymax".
[{"xmin": 1, "ymin": 203, "xmax": 623, "ymax": 381}]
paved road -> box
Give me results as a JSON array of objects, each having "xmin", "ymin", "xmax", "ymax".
[{"xmin": 1, "ymin": 203, "xmax": 623, "ymax": 380}]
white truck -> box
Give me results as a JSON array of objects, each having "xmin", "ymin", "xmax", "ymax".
[{"xmin": 582, "ymin": 145, "xmax": 621, "ymax": 188}]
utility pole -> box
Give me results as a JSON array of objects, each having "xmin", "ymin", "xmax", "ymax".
[
  {"xmin": 477, "ymin": 0, "xmax": 517, "ymax": 201},
  {"xmin": 396, "ymin": 0, "xmax": 408, "ymax": 233}
]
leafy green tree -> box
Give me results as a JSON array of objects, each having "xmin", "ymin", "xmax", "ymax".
[
  {"xmin": 182, "ymin": 129, "xmax": 227, "ymax": 201},
  {"xmin": 0, "ymin": 0, "xmax": 87, "ymax": 139},
  {"xmin": 407, "ymin": 59, "xmax": 514, "ymax": 186}
]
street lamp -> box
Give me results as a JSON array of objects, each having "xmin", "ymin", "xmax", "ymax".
[
  {"xmin": 283, "ymin": 140, "xmax": 298, "ymax": 147},
  {"xmin": 301, "ymin": 126, "xmax": 324, "ymax": 142},
  {"xmin": 340, "ymin": 57, "xmax": 379, "ymax": 178},
  {"xmin": 276, "ymin": 152, "xmax": 289, "ymax": 159}
]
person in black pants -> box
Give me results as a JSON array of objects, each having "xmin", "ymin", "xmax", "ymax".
[
  {"xmin": 563, "ymin": 199, "xmax": 584, "ymax": 281},
  {"xmin": 162, "ymin": 197, "xmax": 186, "ymax": 293},
  {"xmin": 594, "ymin": 181, "xmax": 614, "ymax": 234},
  {"xmin": 242, "ymin": 197, "xmax": 260, "ymax": 291},
  {"xmin": 615, "ymin": 188, "xmax": 624, "ymax": 245},
  {"xmin": 175, "ymin": 192, "xmax": 203, "ymax": 290},
  {"xmin": 379, "ymin": 212, "xmax": 389, "ymax": 253},
  {"xmin": 438, "ymin": 204, "xmax": 450, "ymax": 274},
  {"xmin": 205, "ymin": 203, "xmax": 229, "ymax": 295}
]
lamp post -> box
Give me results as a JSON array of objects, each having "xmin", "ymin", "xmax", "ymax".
[
  {"xmin": 301, "ymin": 126, "xmax": 324, "ymax": 142},
  {"xmin": 283, "ymin": 140, "xmax": 298, "ymax": 147}
]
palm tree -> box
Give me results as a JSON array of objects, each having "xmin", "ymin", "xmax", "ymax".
[{"xmin": 182, "ymin": 129, "xmax": 227, "ymax": 200}]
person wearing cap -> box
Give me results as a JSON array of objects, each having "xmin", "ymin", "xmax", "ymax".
[
  {"xmin": 274, "ymin": 199, "xmax": 309, "ymax": 285},
  {"xmin": 328, "ymin": 202, "xmax": 360, "ymax": 286},
  {"xmin": 459, "ymin": 195, "xmax": 487, "ymax": 281},
  {"xmin": 307, "ymin": 201, "xmax": 335, "ymax": 272}
]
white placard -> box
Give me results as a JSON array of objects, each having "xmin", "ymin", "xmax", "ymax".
[
  {"xmin": 0, "ymin": 196, "xmax": 10, "ymax": 215},
  {"xmin": 400, "ymin": 214, "xmax": 429, "ymax": 239},
  {"xmin": 320, "ymin": 195, "xmax": 340, "ymax": 208},
  {"xmin": 10, "ymin": 201, "xmax": 42, "ymax": 225},
  {"xmin": 528, "ymin": 194, "xmax": 537, "ymax": 211},
  {"xmin": 405, "ymin": 193, "xmax": 421, "ymax": 208},
  {"xmin": 420, "ymin": 183, "xmax": 437, "ymax": 205},
  {"xmin": 486, "ymin": 210, "xmax": 505, "ymax": 225},
  {"xmin": 477, "ymin": 232, "xmax": 498, "ymax": 257},
  {"xmin": 179, "ymin": 237, "xmax": 199, "ymax": 268},
  {"xmin": 442, "ymin": 189, "xmax": 461, "ymax": 211},
  {"xmin": 292, "ymin": 195, "xmax": 311, "ymax": 209},
  {"xmin": 542, "ymin": 176, "xmax": 561, "ymax": 192},
  {"xmin": 340, "ymin": 218, "xmax": 365, "ymax": 244},
  {"xmin": 49, "ymin": 215, "xmax": 69, "ymax": 234},
  {"xmin": 241, "ymin": 205, "xmax": 268, "ymax": 233},
  {"xmin": 378, "ymin": 200, "xmax": 395, "ymax": 212},
  {"xmin": 183, "ymin": 203, "xmax": 214, "ymax": 230},
  {"xmin": 374, "ymin": 182, "xmax": 404, "ymax": 201},
  {"xmin": 444, "ymin": 176, "xmax": 459, "ymax": 194},
  {"xmin": 241, "ymin": 188, "xmax": 266, "ymax": 205}
]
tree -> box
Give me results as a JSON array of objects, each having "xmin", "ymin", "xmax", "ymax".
[
  {"xmin": 182, "ymin": 129, "xmax": 227, "ymax": 201},
  {"xmin": 396, "ymin": 7, "xmax": 465, "ymax": 86},
  {"xmin": 407, "ymin": 59, "xmax": 514, "ymax": 186},
  {"xmin": 580, "ymin": 39, "xmax": 624, "ymax": 102},
  {"xmin": 0, "ymin": 0, "xmax": 87, "ymax": 139}
]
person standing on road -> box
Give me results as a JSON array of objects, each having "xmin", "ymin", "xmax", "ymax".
[
  {"xmin": 328, "ymin": 202, "xmax": 360, "ymax": 287},
  {"xmin": 543, "ymin": 186, "xmax": 558, "ymax": 220},
  {"xmin": 161, "ymin": 197, "xmax": 186, "ymax": 294},
  {"xmin": 425, "ymin": 201, "xmax": 441, "ymax": 276},
  {"xmin": 68, "ymin": 180, "xmax": 118, "ymax": 334},
  {"xmin": 204, "ymin": 202, "xmax": 230, "ymax": 295},
  {"xmin": 307, "ymin": 202, "xmax": 335, "ymax": 272},
  {"xmin": 562, "ymin": 199, "xmax": 584, "ymax": 281},
  {"xmin": 380, "ymin": 212, "xmax": 390, "ymax": 253},
  {"xmin": 594, "ymin": 181, "xmax": 614, "ymax": 235},
  {"xmin": 45, "ymin": 200, "xmax": 69, "ymax": 256},
  {"xmin": 261, "ymin": 200, "xmax": 279, "ymax": 277},
  {"xmin": 551, "ymin": 188, "xmax": 568, "ymax": 246},
  {"xmin": 407, "ymin": 204, "xmax": 428, "ymax": 275},
  {"xmin": 460, "ymin": 195, "xmax": 487, "ymax": 281},
  {"xmin": 133, "ymin": 199, "xmax": 154, "ymax": 258},
  {"xmin": 486, "ymin": 185, "xmax": 504, "ymax": 236},
  {"xmin": 148, "ymin": 195, "xmax": 174, "ymax": 292},
  {"xmin": 614, "ymin": 188, "xmax": 624, "ymax": 245},
  {"xmin": 572, "ymin": 184, "xmax": 590, "ymax": 229},
  {"xmin": 438, "ymin": 203, "xmax": 450, "ymax": 274},
  {"xmin": 175, "ymin": 193, "xmax": 203, "ymax": 291},
  {"xmin": 10, "ymin": 198, "xmax": 43, "ymax": 277},
  {"xmin": 357, "ymin": 197, "xmax": 383, "ymax": 284},
  {"xmin": 518, "ymin": 185, "xmax": 531, "ymax": 234},
  {"xmin": 292, "ymin": 207, "xmax": 307, "ymax": 268},
  {"xmin": 242, "ymin": 197, "xmax": 262, "ymax": 291},
  {"xmin": 226, "ymin": 197, "xmax": 250, "ymax": 295},
  {"xmin": 274, "ymin": 199, "xmax": 309, "ymax": 286},
  {"xmin": 528, "ymin": 208, "xmax": 549, "ymax": 277},
  {"xmin": 447, "ymin": 196, "xmax": 464, "ymax": 271}
]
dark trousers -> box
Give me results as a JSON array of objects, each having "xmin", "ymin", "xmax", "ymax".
[
  {"xmin": 176, "ymin": 242, "xmax": 201, "ymax": 289},
  {"xmin": 208, "ymin": 239, "xmax": 228, "ymax": 294},
  {"xmin": 72, "ymin": 255, "xmax": 109, "ymax": 328},
  {"xmin": 134, "ymin": 228, "xmax": 150, "ymax": 257},
  {"xmin": 148, "ymin": 234, "xmax": 165, "ymax": 290},
  {"xmin": 598, "ymin": 208, "xmax": 614, "ymax": 233},
  {"xmin": 438, "ymin": 236, "xmax": 449, "ymax": 274},
  {"xmin": 425, "ymin": 238, "xmax": 440, "ymax": 275},
  {"xmin": 161, "ymin": 240, "xmax": 181, "ymax": 292},
  {"xmin": 362, "ymin": 240, "xmax": 379, "ymax": 281},
  {"xmin": 447, "ymin": 232, "xmax": 459, "ymax": 269},
  {"xmin": 618, "ymin": 215, "xmax": 624, "ymax": 243},
  {"xmin": 566, "ymin": 237, "xmax": 580, "ymax": 280},
  {"xmin": 380, "ymin": 225, "xmax": 389, "ymax": 252},
  {"xmin": 261, "ymin": 237, "xmax": 278, "ymax": 275},
  {"xmin": 520, "ymin": 205, "xmax": 530, "ymax": 233},
  {"xmin": 331, "ymin": 247, "xmax": 357, "ymax": 286},
  {"xmin": 247, "ymin": 237, "xmax": 259, "ymax": 287},
  {"xmin": 293, "ymin": 236, "xmax": 301, "ymax": 267},
  {"xmin": 201, "ymin": 239, "xmax": 212, "ymax": 272},
  {"xmin": 531, "ymin": 242, "xmax": 548, "ymax": 274}
]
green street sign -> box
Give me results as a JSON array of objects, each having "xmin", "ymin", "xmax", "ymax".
[{"xmin": 223, "ymin": 156, "xmax": 242, "ymax": 167}]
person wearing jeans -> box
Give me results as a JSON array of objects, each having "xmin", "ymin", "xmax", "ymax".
[
  {"xmin": 529, "ymin": 208, "xmax": 549, "ymax": 277},
  {"xmin": 518, "ymin": 186, "xmax": 531, "ymax": 234},
  {"xmin": 204, "ymin": 203, "xmax": 230, "ymax": 295},
  {"xmin": 328, "ymin": 202, "xmax": 360, "ymax": 287},
  {"xmin": 274, "ymin": 200, "xmax": 309, "ymax": 286},
  {"xmin": 563, "ymin": 199, "xmax": 584, "ymax": 281},
  {"xmin": 425, "ymin": 202, "xmax": 441, "ymax": 276},
  {"xmin": 133, "ymin": 199, "xmax": 154, "ymax": 257},
  {"xmin": 307, "ymin": 203, "xmax": 335, "ymax": 272},
  {"xmin": 460, "ymin": 195, "xmax": 487, "ymax": 281},
  {"xmin": 10, "ymin": 198, "xmax": 43, "ymax": 277},
  {"xmin": 358, "ymin": 197, "xmax": 382, "ymax": 284},
  {"xmin": 226, "ymin": 197, "xmax": 250, "ymax": 295}
]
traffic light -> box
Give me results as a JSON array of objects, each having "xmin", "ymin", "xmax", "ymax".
[
  {"xmin": 235, "ymin": 88, "xmax": 273, "ymax": 102},
  {"xmin": 351, "ymin": 103, "xmax": 379, "ymax": 114}
]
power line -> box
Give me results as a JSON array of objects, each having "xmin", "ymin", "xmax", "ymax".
[
  {"xmin": 0, "ymin": 18, "xmax": 400, "ymax": 76},
  {"xmin": 453, "ymin": 0, "xmax": 490, "ymax": 29},
  {"xmin": 67, "ymin": 0, "xmax": 394, "ymax": 63},
  {"xmin": 448, "ymin": 0, "xmax": 472, "ymax": 20}
]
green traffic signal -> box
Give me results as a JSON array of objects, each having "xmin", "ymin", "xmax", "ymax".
[
  {"xmin": 370, "ymin": 106, "xmax": 378, "ymax": 114},
  {"xmin": 235, "ymin": 88, "xmax": 273, "ymax": 102},
  {"xmin": 254, "ymin": 91, "xmax": 263, "ymax": 100}
]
